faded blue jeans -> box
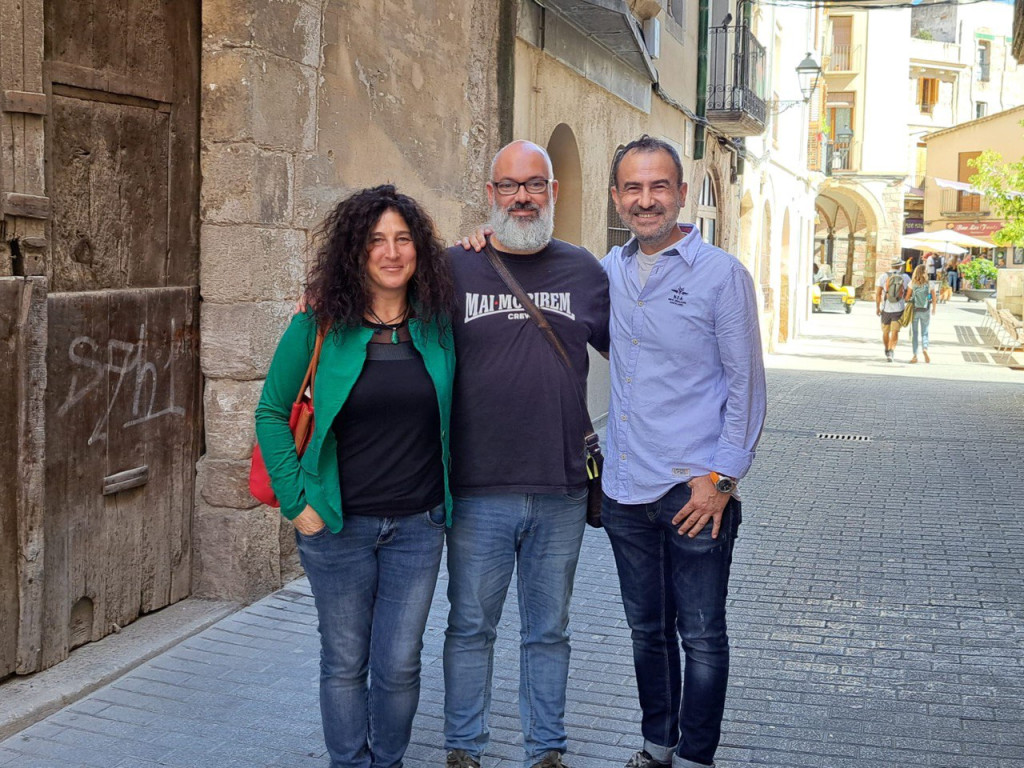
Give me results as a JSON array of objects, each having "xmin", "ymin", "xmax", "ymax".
[
  {"xmin": 912, "ymin": 309, "xmax": 931, "ymax": 356},
  {"xmin": 443, "ymin": 491, "xmax": 587, "ymax": 767},
  {"xmin": 602, "ymin": 484, "xmax": 741, "ymax": 768},
  {"xmin": 297, "ymin": 505, "xmax": 446, "ymax": 768}
]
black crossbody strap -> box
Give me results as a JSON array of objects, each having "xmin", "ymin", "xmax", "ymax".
[{"xmin": 483, "ymin": 241, "xmax": 602, "ymax": 466}]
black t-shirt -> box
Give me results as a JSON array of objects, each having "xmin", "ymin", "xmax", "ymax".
[
  {"xmin": 332, "ymin": 332, "xmax": 444, "ymax": 516},
  {"xmin": 449, "ymin": 239, "xmax": 610, "ymax": 495}
]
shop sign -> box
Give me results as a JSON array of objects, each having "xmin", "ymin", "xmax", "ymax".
[{"xmin": 947, "ymin": 221, "xmax": 1003, "ymax": 237}]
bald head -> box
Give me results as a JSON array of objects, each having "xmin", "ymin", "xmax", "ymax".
[{"xmin": 490, "ymin": 140, "xmax": 554, "ymax": 180}]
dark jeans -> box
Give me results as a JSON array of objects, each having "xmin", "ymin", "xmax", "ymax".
[{"xmin": 602, "ymin": 484, "xmax": 741, "ymax": 768}]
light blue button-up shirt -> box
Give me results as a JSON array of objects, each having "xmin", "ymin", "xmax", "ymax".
[{"xmin": 602, "ymin": 224, "xmax": 767, "ymax": 504}]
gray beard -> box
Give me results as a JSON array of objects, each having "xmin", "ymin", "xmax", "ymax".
[{"xmin": 487, "ymin": 202, "xmax": 555, "ymax": 252}]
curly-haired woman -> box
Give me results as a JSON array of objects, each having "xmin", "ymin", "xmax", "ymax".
[{"xmin": 255, "ymin": 185, "xmax": 455, "ymax": 768}]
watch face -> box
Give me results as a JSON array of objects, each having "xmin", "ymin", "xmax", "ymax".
[{"xmin": 716, "ymin": 478, "xmax": 736, "ymax": 493}]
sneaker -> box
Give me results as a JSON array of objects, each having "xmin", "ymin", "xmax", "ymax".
[
  {"xmin": 885, "ymin": 350, "xmax": 894, "ymax": 362},
  {"xmin": 625, "ymin": 751, "xmax": 671, "ymax": 768},
  {"xmin": 447, "ymin": 750, "xmax": 481, "ymax": 768},
  {"xmin": 531, "ymin": 751, "xmax": 568, "ymax": 768}
]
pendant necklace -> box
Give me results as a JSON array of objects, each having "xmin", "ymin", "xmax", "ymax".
[{"xmin": 367, "ymin": 306, "xmax": 408, "ymax": 344}]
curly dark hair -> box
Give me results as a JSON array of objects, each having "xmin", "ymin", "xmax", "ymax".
[{"xmin": 306, "ymin": 184, "xmax": 455, "ymax": 330}]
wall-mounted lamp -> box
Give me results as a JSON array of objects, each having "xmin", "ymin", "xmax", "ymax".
[{"xmin": 770, "ymin": 53, "xmax": 822, "ymax": 114}]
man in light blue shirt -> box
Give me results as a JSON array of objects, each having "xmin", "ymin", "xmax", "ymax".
[{"xmin": 601, "ymin": 136, "xmax": 766, "ymax": 768}]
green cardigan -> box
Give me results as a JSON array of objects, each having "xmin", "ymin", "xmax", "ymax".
[{"xmin": 254, "ymin": 310, "xmax": 455, "ymax": 531}]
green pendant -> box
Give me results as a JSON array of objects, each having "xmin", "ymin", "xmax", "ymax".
[{"xmin": 391, "ymin": 329, "xmax": 399, "ymax": 344}]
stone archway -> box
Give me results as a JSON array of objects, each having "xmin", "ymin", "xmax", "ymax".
[
  {"xmin": 815, "ymin": 181, "xmax": 887, "ymax": 298},
  {"xmin": 546, "ymin": 123, "xmax": 582, "ymax": 244}
]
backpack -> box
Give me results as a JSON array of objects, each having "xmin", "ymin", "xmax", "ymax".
[
  {"xmin": 885, "ymin": 272, "xmax": 904, "ymax": 304},
  {"xmin": 912, "ymin": 284, "xmax": 931, "ymax": 309}
]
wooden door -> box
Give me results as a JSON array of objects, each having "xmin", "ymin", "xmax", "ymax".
[{"xmin": 34, "ymin": 0, "xmax": 200, "ymax": 672}]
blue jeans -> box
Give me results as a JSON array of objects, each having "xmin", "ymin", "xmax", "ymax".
[
  {"xmin": 912, "ymin": 310, "xmax": 931, "ymax": 355},
  {"xmin": 443, "ymin": 492, "xmax": 587, "ymax": 767},
  {"xmin": 602, "ymin": 485, "xmax": 741, "ymax": 768},
  {"xmin": 297, "ymin": 506, "xmax": 446, "ymax": 768}
]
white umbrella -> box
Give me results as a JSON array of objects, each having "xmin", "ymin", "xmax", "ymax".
[
  {"xmin": 903, "ymin": 229, "xmax": 994, "ymax": 250},
  {"xmin": 900, "ymin": 233, "xmax": 966, "ymax": 255}
]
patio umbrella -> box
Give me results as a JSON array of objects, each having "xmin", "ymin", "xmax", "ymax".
[
  {"xmin": 903, "ymin": 229, "xmax": 994, "ymax": 250},
  {"xmin": 900, "ymin": 233, "xmax": 966, "ymax": 255}
]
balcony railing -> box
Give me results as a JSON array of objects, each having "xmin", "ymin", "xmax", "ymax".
[
  {"xmin": 825, "ymin": 138, "xmax": 857, "ymax": 174},
  {"xmin": 706, "ymin": 22, "xmax": 767, "ymax": 137},
  {"xmin": 940, "ymin": 188, "xmax": 990, "ymax": 216},
  {"xmin": 824, "ymin": 44, "xmax": 859, "ymax": 72}
]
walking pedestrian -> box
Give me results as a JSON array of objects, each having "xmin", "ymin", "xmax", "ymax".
[
  {"xmin": 443, "ymin": 140, "xmax": 610, "ymax": 768},
  {"xmin": 907, "ymin": 264, "xmax": 937, "ymax": 363},
  {"xmin": 924, "ymin": 251, "xmax": 937, "ymax": 281},
  {"xmin": 875, "ymin": 259, "xmax": 911, "ymax": 362},
  {"xmin": 601, "ymin": 135, "xmax": 767, "ymax": 768},
  {"xmin": 255, "ymin": 185, "xmax": 456, "ymax": 768}
]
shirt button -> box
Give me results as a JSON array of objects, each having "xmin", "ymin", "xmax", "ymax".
[
  {"xmin": 625, "ymin": 377, "xmax": 632, "ymax": 383},
  {"xmin": 631, "ymin": 339, "xmax": 639, "ymax": 345},
  {"xmin": 620, "ymin": 453, "xmax": 627, "ymax": 460},
  {"xmin": 637, "ymin": 300, "xmax": 644, "ymax": 306},
  {"xmin": 620, "ymin": 414, "xmax": 628, "ymax": 421}
]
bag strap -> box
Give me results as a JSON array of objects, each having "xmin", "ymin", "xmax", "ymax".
[
  {"xmin": 482, "ymin": 241, "xmax": 602, "ymax": 468},
  {"xmin": 294, "ymin": 325, "xmax": 328, "ymax": 406}
]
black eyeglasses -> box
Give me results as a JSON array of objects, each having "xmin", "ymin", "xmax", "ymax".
[{"xmin": 492, "ymin": 178, "xmax": 554, "ymax": 195}]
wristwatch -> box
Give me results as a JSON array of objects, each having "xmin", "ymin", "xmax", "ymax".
[{"xmin": 709, "ymin": 471, "xmax": 737, "ymax": 494}]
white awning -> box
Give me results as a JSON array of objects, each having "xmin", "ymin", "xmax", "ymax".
[{"xmin": 933, "ymin": 177, "xmax": 979, "ymax": 194}]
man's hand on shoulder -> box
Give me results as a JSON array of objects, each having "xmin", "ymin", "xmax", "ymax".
[
  {"xmin": 455, "ymin": 227, "xmax": 492, "ymax": 252},
  {"xmin": 671, "ymin": 474, "xmax": 730, "ymax": 539}
]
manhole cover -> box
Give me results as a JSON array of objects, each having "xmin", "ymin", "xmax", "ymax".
[{"xmin": 816, "ymin": 433, "xmax": 872, "ymax": 442}]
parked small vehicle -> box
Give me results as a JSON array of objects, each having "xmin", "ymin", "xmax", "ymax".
[{"xmin": 812, "ymin": 279, "xmax": 856, "ymax": 313}]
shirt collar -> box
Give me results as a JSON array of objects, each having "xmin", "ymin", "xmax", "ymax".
[{"xmin": 621, "ymin": 224, "xmax": 701, "ymax": 267}]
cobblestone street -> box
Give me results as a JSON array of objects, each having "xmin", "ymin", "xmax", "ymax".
[{"xmin": 2, "ymin": 298, "xmax": 1022, "ymax": 768}]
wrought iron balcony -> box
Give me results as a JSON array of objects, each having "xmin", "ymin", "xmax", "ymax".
[
  {"xmin": 706, "ymin": 22, "xmax": 767, "ymax": 137},
  {"xmin": 940, "ymin": 188, "xmax": 991, "ymax": 216}
]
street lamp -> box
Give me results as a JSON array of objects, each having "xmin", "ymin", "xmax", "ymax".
[
  {"xmin": 770, "ymin": 53, "xmax": 823, "ymax": 113},
  {"xmin": 796, "ymin": 53, "xmax": 822, "ymax": 102}
]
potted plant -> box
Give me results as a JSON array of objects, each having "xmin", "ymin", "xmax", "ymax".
[{"xmin": 959, "ymin": 257, "xmax": 998, "ymax": 301}]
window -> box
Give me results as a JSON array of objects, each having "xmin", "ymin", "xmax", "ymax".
[
  {"xmin": 976, "ymin": 101, "xmax": 988, "ymax": 119},
  {"xmin": 828, "ymin": 17, "xmax": 853, "ymax": 71},
  {"xmin": 976, "ymin": 41, "xmax": 990, "ymax": 82},
  {"xmin": 695, "ymin": 173, "xmax": 718, "ymax": 247},
  {"xmin": 606, "ymin": 146, "xmax": 631, "ymax": 252},
  {"xmin": 958, "ymin": 151, "xmax": 981, "ymax": 212},
  {"xmin": 667, "ymin": 0, "xmax": 684, "ymax": 27},
  {"xmin": 917, "ymin": 77, "xmax": 939, "ymax": 114},
  {"xmin": 826, "ymin": 92, "xmax": 855, "ymax": 171}
]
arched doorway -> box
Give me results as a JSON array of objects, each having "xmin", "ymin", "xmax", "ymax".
[
  {"xmin": 546, "ymin": 124, "xmax": 582, "ymax": 245},
  {"xmin": 606, "ymin": 144, "xmax": 630, "ymax": 252}
]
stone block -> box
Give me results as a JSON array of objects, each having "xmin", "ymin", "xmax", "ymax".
[
  {"xmin": 203, "ymin": 378, "xmax": 264, "ymax": 460},
  {"xmin": 203, "ymin": 0, "xmax": 321, "ymax": 67},
  {"xmin": 200, "ymin": 301, "xmax": 293, "ymax": 380},
  {"xmin": 198, "ymin": 455, "xmax": 260, "ymax": 509},
  {"xmin": 279, "ymin": 519, "xmax": 303, "ymax": 584},
  {"xmin": 201, "ymin": 142, "xmax": 292, "ymax": 225},
  {"xmin": 192, "ymin": 500, "xmax": 282, "ymax": 603},
  {"xmin": 200, "ymin": 224, "xmax": 306, "ymax": 303},
  {"xmin": 203, "ymin": 48, "xmax": 316, "ymax": 152}
]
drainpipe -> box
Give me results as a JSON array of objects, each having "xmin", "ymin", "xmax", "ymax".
[
  {"xmin": 497, "ymin": 0, "xmax": 517, "ymax": 145},
  {"xmin": 695, "ymin": 0, "xmax": 709, "ymax": 160}
]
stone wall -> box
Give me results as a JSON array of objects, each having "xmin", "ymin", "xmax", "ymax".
[{"xmin": 195, "ymin": 0, "xmax": 503, "ymax": 600}]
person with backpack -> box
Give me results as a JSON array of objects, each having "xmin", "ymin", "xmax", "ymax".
[
  {"xmin": 875, "ymin": 259, "xmax": 911, "ymax": 362},
  {"xmin": 907, "ymin": 264, "xmax": 937, "ymax": 363}
]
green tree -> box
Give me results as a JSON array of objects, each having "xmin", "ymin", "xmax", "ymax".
[{"xmin": 968, "ymin": 127, "xmax": 1024, "ymax": 246}]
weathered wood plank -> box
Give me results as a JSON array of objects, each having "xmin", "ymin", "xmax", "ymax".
[
  {"xmin": 14, "ymin": 278, "xmax": 47, "ymax": 674},
  {"xmin": 1, "ymin": 90, "xmax": 47, "ymax": 114},
  {"xmin": 49, "ymin": 95, "xmax": 169, "ymax": 292},
  {"xmin": 0, "ymin": 281, "xmax": 25, "ymax": 678},
  {"xmin": 42, "ymin": 292, "xmax": 108, "ymax": 667},
  {"xmin": 1, "ymin": 192, "xmax": 50, "ymax": 219}
]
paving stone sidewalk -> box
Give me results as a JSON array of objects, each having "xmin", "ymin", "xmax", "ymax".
[{"xmin": 2, "ymin": 299, "xmax": 1022, "ymax": 768}]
